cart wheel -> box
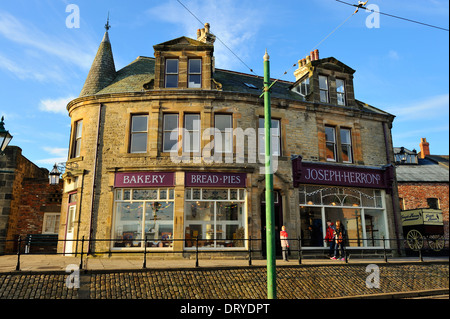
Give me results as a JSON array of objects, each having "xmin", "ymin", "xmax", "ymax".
[
  {"xmin": 406, "ymin": 229, "xmax": 424, "ymax": 251},
  {"xmin": 427, "ymin": 235, "xmax": 445, "ymax": 252}
]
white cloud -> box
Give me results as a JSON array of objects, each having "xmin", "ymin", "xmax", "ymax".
[
  {"xmin": 388, "ymin": 50, "xmax": 400, "ymax": 61},
  {"xmin": 387, "ymin": 93, "xmax": 449, "ymax": 121},
  {"xmin": 39, "ymin": 96, "xmax": 76, "ymax": 114},
  {"xmin": 146, "ymin": 0, "xmax": 265, "ymax": 71},
  {"xmin": 35, "ymin": 147, "xmax": 69, "ymax": 166},
  {"xmin": 43, "ymin": 147, "xmax": 69, "ymax": 157}
]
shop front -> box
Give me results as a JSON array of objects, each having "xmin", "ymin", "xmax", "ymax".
[
  {"xmin": 292, "ymin": 156, "xmax": 395, "ymax": 250},
  {"xmin": 111, "ymin": 171, "xmax": 248, "ymax": 252}
]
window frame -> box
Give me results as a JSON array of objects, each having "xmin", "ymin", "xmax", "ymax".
[
  {"xmin": 336, "ymin": 78, "xmax": 346, "ymax": 106},
  {"xmin": 162, "ymin": 114, "xmax": 179, "ymax": 153},
  {"xmin": 42, "ymin": 213, "xmax": 61, "ymax": 234},
  {"xmin": 258, "ymin": 118, "xmax": 281, "ymax": 157},
  {"xmin": 188, "ymin": 59, "xmax": 202, "ymax": 88},
  {"xmin": 71, "ymin": 120, "xmax": 83, "ymax": 158},
  {"xmin": 427, "ymin": 198, "xmax": 440, "ymax": 209},
  {"xmin": 214, "ymin": 114, "xmax": 233, "ymax": 154},
  {"xmin": 129, "ymin": 114, "xmax": 148, "ymax": 154},
  {"xmin": 325, "ymin": 126, "xmax": 337, "ymax": 162},
  {"xmin": 340, "ymin": 128, "xmax": 353, "ymax": 163},
  {"xmin": 319, "ymin": 75, "xmax": 329, "ymax": 103},
  {"xmin": 183, "ymin": 113, "xmax": 201, "ymax": 153},
  {"xmin": 165, "ymin": 59, "xmax": 179, "ymax": 88}
]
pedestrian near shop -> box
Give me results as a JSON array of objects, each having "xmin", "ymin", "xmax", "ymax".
[
  {"xmin": 325, "ymin": 220, "xmax": 335, "ymax": 258},
  {"xmin": 280, "ymin": 226, "xmax": 290, "ymax": 261},
  {"xmin": 332, "ymin": 220, "xmax": 347, "ymax": 261}
]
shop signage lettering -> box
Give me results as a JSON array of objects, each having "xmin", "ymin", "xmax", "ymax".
[
  {"xmin": 292, "ymin": 156, "xmax": 393, "ymax": 189},
  {"xmin": 115, "ymin": 172, "xmax": 174, "ymax": 188},
  {"xmin": 304, "ymin": 168, "xmax": 382, "ymax": 186},
  {"xmin": 186, "ymin": 172, "xmax": 246, "ymax": 187}
]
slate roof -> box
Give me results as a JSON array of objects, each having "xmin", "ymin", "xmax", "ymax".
[{"xmin": 396, "ymin": 156, "xmax": 449, "ymax": 183}]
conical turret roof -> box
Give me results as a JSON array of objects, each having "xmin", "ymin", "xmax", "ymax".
[{"xmin": 79, "ymin": 30, "xmax": 116, "ymax": 97}]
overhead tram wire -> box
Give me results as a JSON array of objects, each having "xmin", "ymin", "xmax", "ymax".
[
  {"xmin": 262, "ymin": 9, "xmax": 358, "ymax": 96},
  {"xmin": 336, "ymin": 0, "xmax": 449, "ymax": 32},
  {"xmin": 176, "ymin": 0, "xmax": 258, "ymax": 77}
]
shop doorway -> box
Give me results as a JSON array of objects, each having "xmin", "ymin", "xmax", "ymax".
[{"xmin": 260, "ymin": 190, "xmax": 283, "ymax": 258}]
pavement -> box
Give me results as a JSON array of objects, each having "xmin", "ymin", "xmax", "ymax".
[{"xmin": 0, "ymin": 254, "xmax": 448, "ymax": 300}]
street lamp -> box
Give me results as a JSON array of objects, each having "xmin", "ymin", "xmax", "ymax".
[
  {"xmin": 49, "ymin": 163, "xmax": 61, "ymax": 185},
  {"xmin": 0, "ymin": 116, "xmax": 13, "ymax": 155}
]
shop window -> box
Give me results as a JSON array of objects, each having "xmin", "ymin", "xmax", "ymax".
[
  {"xmin": 113, "ymin": 188, "xmax": 175, "ymax": 249},
  {"xmin": 165, "ymin": 59, "xmax": 179, "ymax": 88},
  {"xmin": 319, "ymin": 75, "xmax": 329, "ymax": 103},
  {"xmin": 163, "ymin": 114, "xmax": 179, "ymax": 152},
  {"xmin": 71, "ymin": 120, "xmax": 82, "ymax": 158},
  {"xmin": 184, "ymin": 188, "xmax": 246, "ymax": 249},
  {"xmin": 258, "ymin": 118, "xmax": 281, "ymax": 156},
  {"xmin": 130, "ymin": 115, "xmax": 148, "ymax": 153},
  {"xmin": 336, "ymin": 79, "xmax": 346, "ymax": 106},
  {"xmin": 299, "ymin": 186, "xmax": 387, "ymax": 248},
  {"xmin": 183, "ymin": 114, "xmax": 201, "ymax": 153},
  {"xmin": 214, "ymin": 114, "xmax": 233, "ymax": 154},
  {"xmin": 325, "ymin": 126, "xmax": 336, "ymax": 161},
  {"xmin": 188, "ymin": 59, "xmax": 202, "ymax": 88}
]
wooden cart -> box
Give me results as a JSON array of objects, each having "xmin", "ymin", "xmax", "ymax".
[{"xmin": 401, "ymin": 209, "xmax": 445, "ymax": 251}]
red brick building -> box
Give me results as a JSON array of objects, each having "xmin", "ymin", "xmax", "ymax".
[{"xmin": 395, "ymin": 138, "xmax": 449, "ymax": 248}]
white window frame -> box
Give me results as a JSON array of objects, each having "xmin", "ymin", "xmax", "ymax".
[
  {"xmin": 183, "ymin": 114, "xmax": 201, "ymax": 153},
  {"xmin": 319, "ymin": 75, "xmax": 329, "ymax": 103},
  {"xmin": 340, "ymin": 128, "xmax": 353, "ymax": 163},
  {"xmin": 325, "ymin": 126, "xmax": 337, "ymax": 162},
  {"xmin": 162, "ymin": 114, "xmax": 179, "ymax": 152},
  {"xmin": 188, "ymin": 59, "xmax": 202, "ymax": 88},
  {"xmin": 214, "ymin": 114, "xmax": 233, "ymax": 154},
  {"xmin": 130, "ymin": 115, "xmax": 148, "ymax": 153},
  {"xmin": 72, "ymin": 120, "xmax": 82, "ymax": 158},
  {"xmin": 258, "ymin": 118, "xmax": 281, "ymax": 156},
  {"xmin": 165, "ymin": 59, "xmax": 179, "ymax": 88},
  {"xmin": 336, "ymin": 78, "xmax": 346, "ymax": 106}
]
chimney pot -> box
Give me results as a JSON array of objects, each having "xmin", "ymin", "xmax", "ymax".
[
  {"xmin": 314, "ymin": 49, "xmax": 319, "ymax": 60},
  {"xmin": 306, "ymin": 55, "xmax": 311, "ymax": 64}
]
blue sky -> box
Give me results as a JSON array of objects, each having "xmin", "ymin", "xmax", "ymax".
[{"xmin": 0, "ymin": 0, "xmax": 448, "ymax": 171}]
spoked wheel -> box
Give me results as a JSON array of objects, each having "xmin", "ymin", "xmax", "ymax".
[
  {"xmin": 406, "ymin": 229, "xmax": 424, "ymax": 251},
  {"xmin": 427, "ymin": 235, "xmax": 445, "ymax": 252}
]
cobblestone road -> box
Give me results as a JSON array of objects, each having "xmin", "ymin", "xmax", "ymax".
[{"xmin": 0, "ymin": 262, "xmax": 448, "ymax": 299}]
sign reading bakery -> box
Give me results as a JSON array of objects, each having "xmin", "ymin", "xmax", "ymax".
[
  {"xmin": 114, "ymin": 172, "xmax": 175, "ymax": 188},
  {"xmin": 292, "ymin": 156, "xmax": 394, "ymax": 190},
  {"xmin": 185, "ymin": 172, "xmax": 247, "ymax": 188}
]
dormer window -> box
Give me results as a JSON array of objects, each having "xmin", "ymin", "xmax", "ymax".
[
  {"xmin": 336, "ymin": 79, "xmax": 346, "ymax": 106},
  {"xmin": 293, "ymin": 77, "xmax": 310, "ymax": 97},
  {"xmin": 188, "ymin": 59, "xmax": 202, "ymax": 88},
  {"xmin": 165, "ymin": 59, "xmax": 179, "ymax": 88},
  {"xmin": 319, "ymin": 75, "xmax": 329, "ymax": 103}
]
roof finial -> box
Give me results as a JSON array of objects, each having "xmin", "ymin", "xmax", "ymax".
[{"xmin": 105, "ymin": 11, "xmax": 111, "ymax": 31}]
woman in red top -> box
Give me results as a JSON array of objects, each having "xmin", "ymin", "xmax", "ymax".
[
  {"xmin": 324, "ymin": 220, "xmax": 335, "ymax": 258},
  {"xmin": 280, "ymin": 226, "xmax": 289, "ymax": 261}
]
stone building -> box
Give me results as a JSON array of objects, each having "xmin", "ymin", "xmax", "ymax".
[
  {"xmin": 58, "ymin": 23, "xmax": 400, "ymax": 258},
  {"xmin": 0, "ymin": 146, "xmax": 62, "ymax": 254},
  {"xmin": 395, "ymin": 138, "xmax": 449, "ymax": 250}
]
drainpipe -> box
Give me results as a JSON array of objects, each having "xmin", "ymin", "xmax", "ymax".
[
  {"xmin": 383, "ymin": 121, "xmax": 400, "ymax": 254},
  {"xmin": 88, "ymin": 103, "xmax": 102, "ymax": 255}
]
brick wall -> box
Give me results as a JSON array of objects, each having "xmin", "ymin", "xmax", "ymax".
[{"xmin": 398, "ymin": 182, "xmax": 449, "ymax": 241}]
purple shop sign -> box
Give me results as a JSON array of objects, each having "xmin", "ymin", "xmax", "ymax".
[
  {"xmin": 115, "ymin": 172, "xmax": 175, "ymax": 188},
  {"xmin": 292, "ymin": 156, "xmax": 394, "ymax": 190},
  {"xmin": 185, "ymin": 172, "xmax": 247, "ymax": 188}
]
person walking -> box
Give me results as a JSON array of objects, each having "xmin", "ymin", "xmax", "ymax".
[
  {"xmin": 324, "ymin": 220, "xmax": 335, "ymax": 258},
  {"xmin": 331, "ymin": 220, "xmax": 347, "ymax": 261},
  {"xmin": 280, "ymin": 226, "xmax": 289, "ymax": 261}
]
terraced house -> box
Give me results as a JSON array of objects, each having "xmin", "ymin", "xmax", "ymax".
[{"xmin": 58, "ymin": 23, "xmax": 400, "ymax": 258}]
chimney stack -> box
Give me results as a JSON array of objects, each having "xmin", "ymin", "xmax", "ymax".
[
  {"xmin": 197, "ymin": 22, "xmax": 216, "ymax": 44},
  {"xmin": 419, "ymin": 138, "xmax": 430, "ymax": 158}
]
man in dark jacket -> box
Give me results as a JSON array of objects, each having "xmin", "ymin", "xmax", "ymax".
[{"xmin": 331, "ymin": 220, "xmax": 347, "ymax": 261}]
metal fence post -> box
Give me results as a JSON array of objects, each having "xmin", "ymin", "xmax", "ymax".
[
  {"xmin": 383, "ymin": 236, "xmax": 388, "ymax": 263},
  {"xmin": 143, "ymin": 236, "xmax": 147, "ymax": 269},
  {"xmin": 419, "ymin": 245, "xmax": 423, "ymax": 262},
  {"xmin": 79, "ymin": 236, "xmax": 84, "ymax": 270},
  {"xmin": 248, "ymin": 236, "xmax": 252, "ymax": 266},
  {"xmin": 298, "ymin": 237, "xmax": 302, "ymax": 265},
  {"xmin": 195, "ymin": 236, "xmax": 199, "ymax": 268},
  {"xmin": 15, "ymin": 236, "xmax": 21, "ymax": 271}
]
